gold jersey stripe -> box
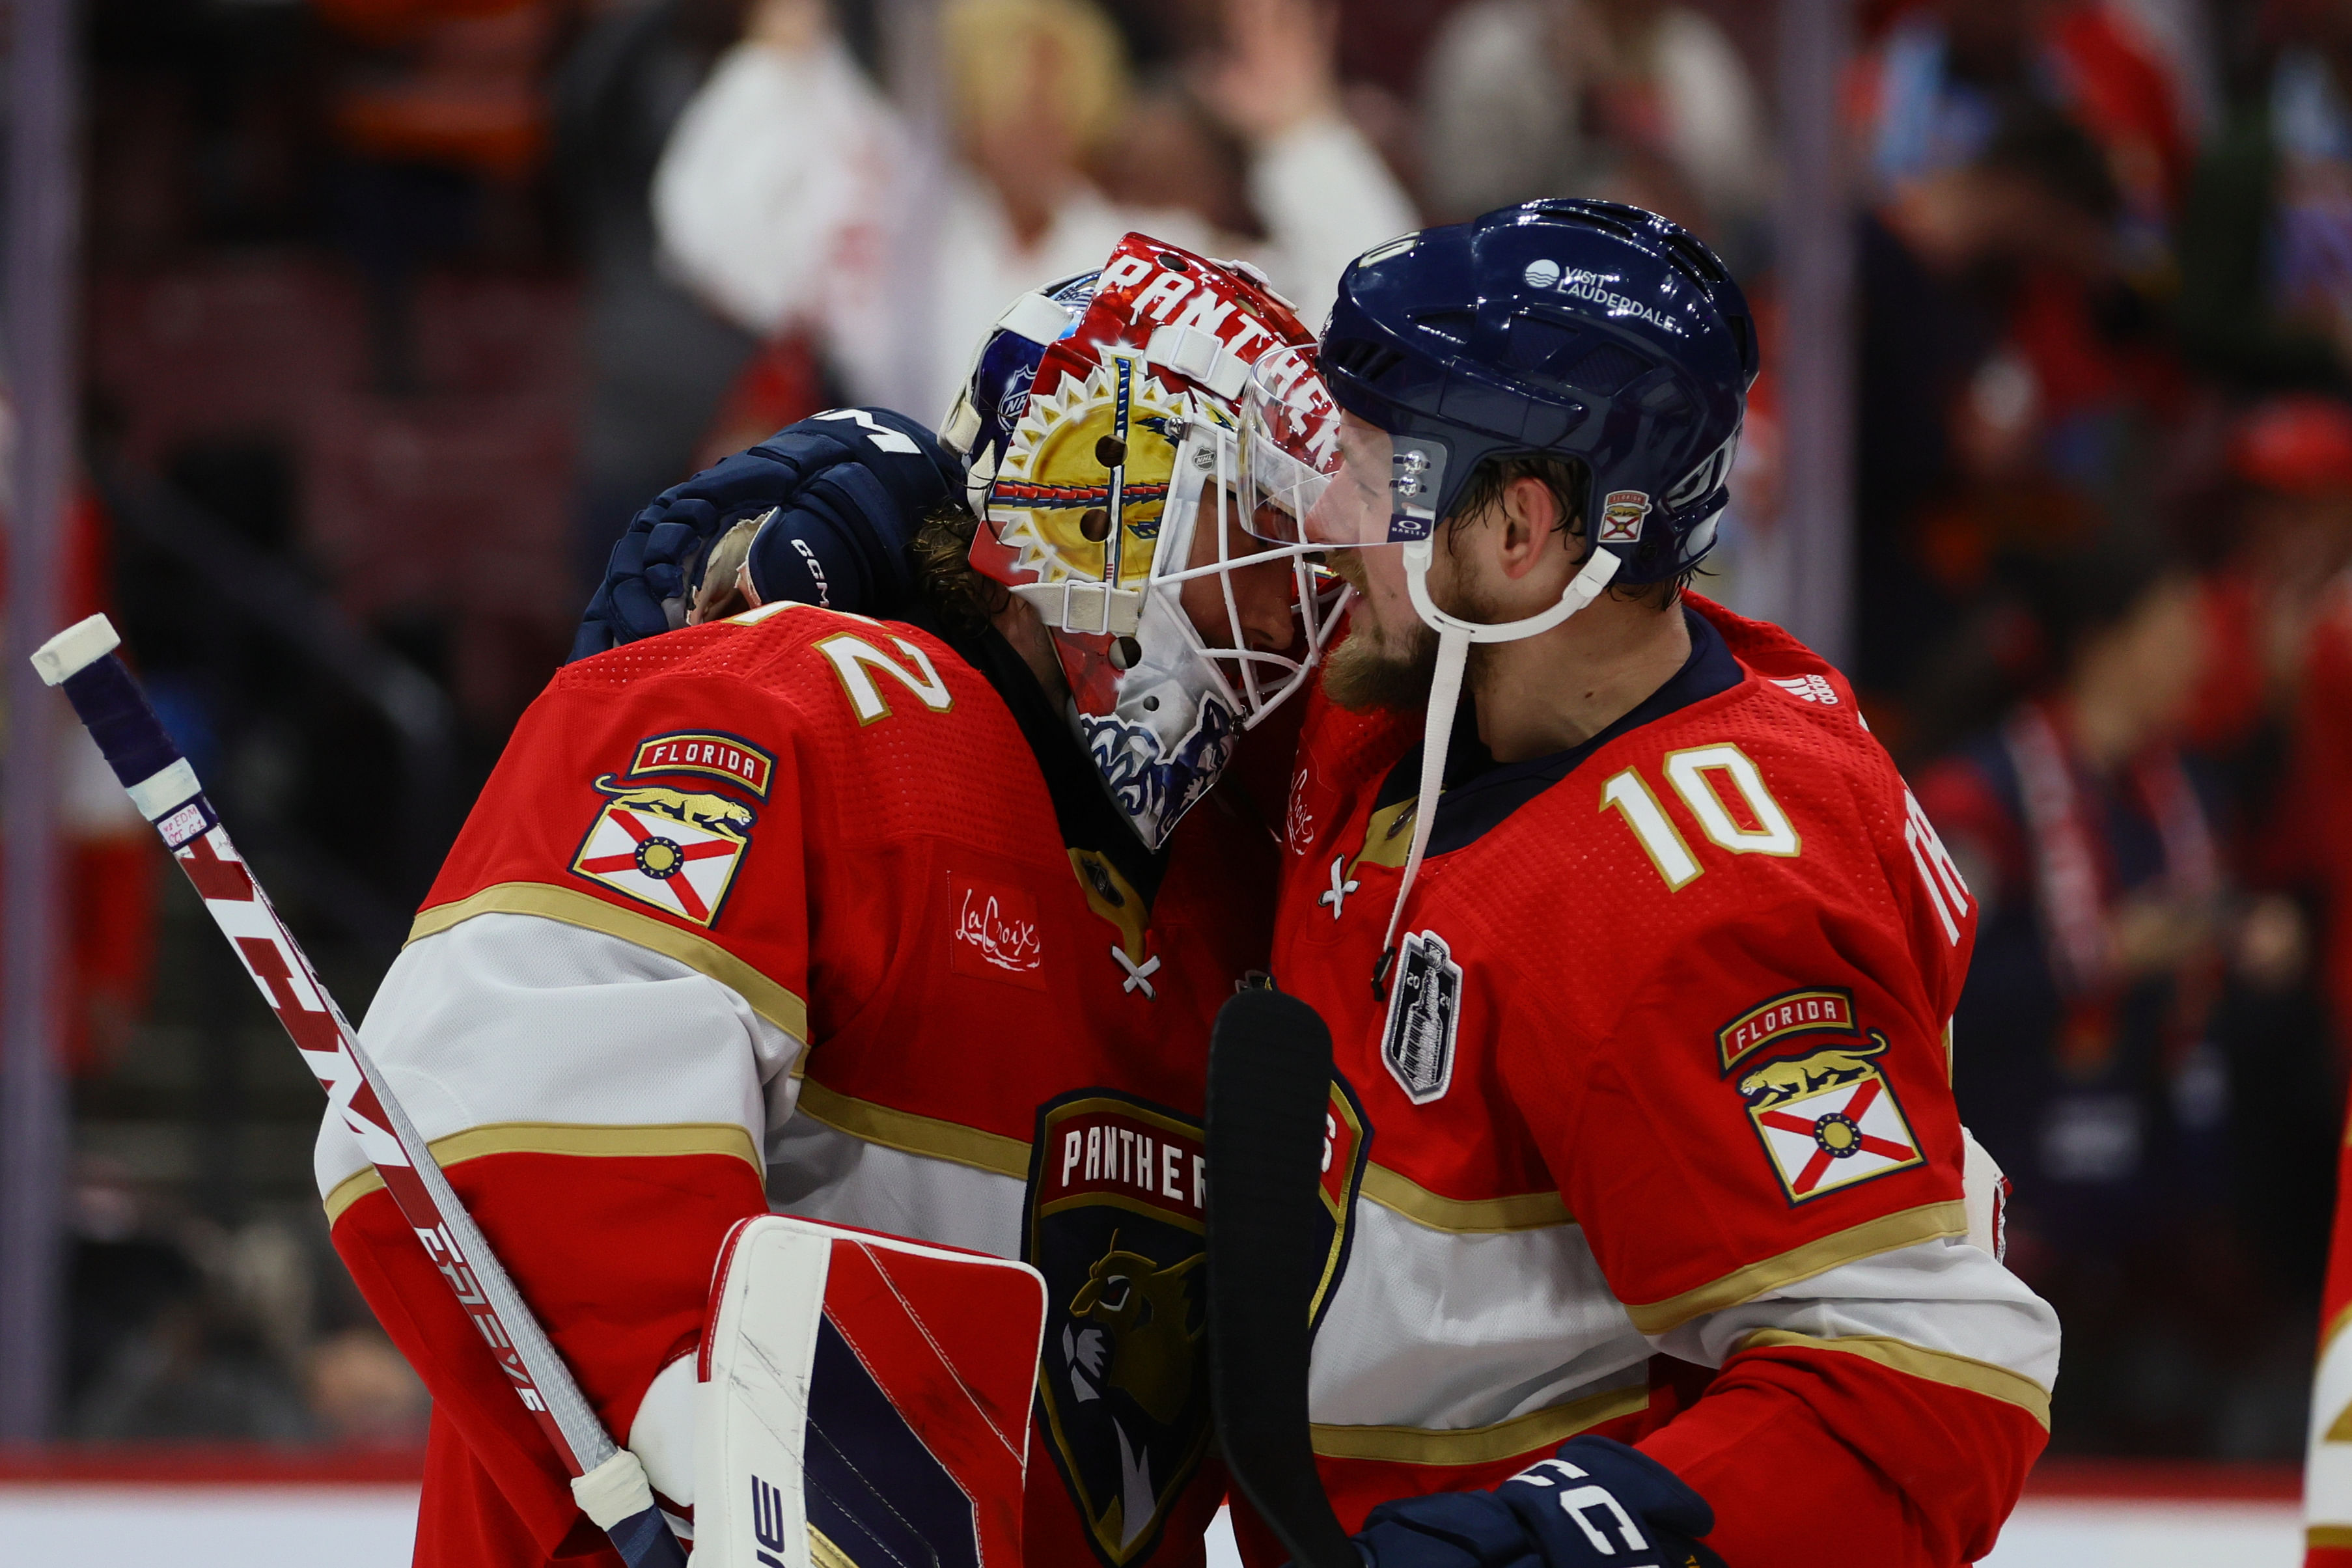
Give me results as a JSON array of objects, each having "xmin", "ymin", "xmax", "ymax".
[
  {"xmin": 2310, "ymin": 1526, "xmax": 2352, "ymax": 1548},
  {"xmin": 809, "ymin": 1524, "xmax": 857, "ymax": 1568},
  {"xmin": 1349, "ymin": 799, "xmax": 1419, "ymax": 876},
  {"xmin": 1737, "ymin": 1328, "xmax": 2051, "ymax": 1429},
  {"xmin": 322, "ymin": 1121, "xmax": 761, "ymax": 1225},
  {"xmin": 1360, "ymin": 1164, "xmax": 1572, "ymax": 1233},
  {"xmin": 796, "ymin": 1079, "xmax": 1032, "ymax": 1179},
  {"xmin": 1067, "ymin": 848, "xmax": 1148, "ymax": 963},
  {"xmin": 1308, "ymin": 1380, "xmax": 1648, "ymax": 1465},
  {"xmin": 1622, "ymin": 1201, "xmax": 1967, "ymax": 1334},
  {"xmin": 2325, "ymin": 1302, "xmax": 2352, "ymax": 1364},
  {"xmin": 409, "ymin": 881, "xmax": 811, "ymax": 1041}
]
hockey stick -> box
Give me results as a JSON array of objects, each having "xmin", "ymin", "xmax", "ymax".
[
  {"xmin": 1204, "ymin": 986, "xmax": 1360, "ymax": 1568},
  {"xmin": 31, "ymin": 614, "xmax": 686, "ymax": 1568}
]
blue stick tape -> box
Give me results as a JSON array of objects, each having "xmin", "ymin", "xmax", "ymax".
[{"xmin": 58, "ymin": 654, "xmax": 184, "ymax": 790}]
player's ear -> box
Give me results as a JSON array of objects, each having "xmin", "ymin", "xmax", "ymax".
[{"xmin": 1495, "ymin": 475, "xmax": 1565, "ymax": 580}]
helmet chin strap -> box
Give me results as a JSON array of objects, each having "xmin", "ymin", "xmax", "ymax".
[{"xmin": 1374, "ymin": 540, "xmax": 1622, "ymax": 994}]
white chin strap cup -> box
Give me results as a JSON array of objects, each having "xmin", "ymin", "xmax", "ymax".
[
  {"xmin": 1376, "ymin": 543, "xmax": 1626, "ymax": 973},
  {"xmin": 1011, "ymin": 579, "xmax": 1146, "ymax": 638},
  {"xmin": 1401, "ymin": 538, "xmax": 1622, "ymax": 642}
]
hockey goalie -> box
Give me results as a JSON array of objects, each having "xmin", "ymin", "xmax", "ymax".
[{"xmin": 316, "ymin": 239, "xmax": 1333, "ymax": 1567}]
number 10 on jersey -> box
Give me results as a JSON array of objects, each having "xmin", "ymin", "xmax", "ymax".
[{"xmin": 1599, "ymin": 744, "xmax": 1799, "ymax": 890}]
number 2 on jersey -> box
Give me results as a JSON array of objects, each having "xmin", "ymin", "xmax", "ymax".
[
  {"xmin": 816, "ymin": 633, "xmax": 955, "ymax": 724},
  {"xmin": 1600, "ymin": 744, "xmax": 1799, "ymax": 890}
]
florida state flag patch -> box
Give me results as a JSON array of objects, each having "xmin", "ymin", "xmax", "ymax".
[
  {"xmin": 1737, "ymin": 1032, "xmax": 1922, "ymax": 1203},
  {"xmin": 571, "ymin": 775, "xmax": 754, "ymax": 927}
]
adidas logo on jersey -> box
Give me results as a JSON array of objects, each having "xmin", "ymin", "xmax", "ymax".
[{"xmin": 1769, "ymin": 674, "xmax": 1840, "ymax": 705}]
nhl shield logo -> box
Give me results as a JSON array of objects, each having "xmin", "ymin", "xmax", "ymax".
[
  {"xmin": 570, "ymin": 775, "xmax": 754, "ymax": 928},
  {"xmin": 1738, "ymin": 1031, "xmax": 1923, "ymax": 1203},
  {"xmin": 1025, "ymin": 1091, "xmax": 1211, "ymax": 1567},
  {"xmin": 1381, "ymin": 929, "xmax": 1461, "ymax": 1105}
]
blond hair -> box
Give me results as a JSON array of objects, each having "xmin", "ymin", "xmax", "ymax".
[{"xmin": 942, "ymin": 0, "xmax": 1130, "ymax": 152}]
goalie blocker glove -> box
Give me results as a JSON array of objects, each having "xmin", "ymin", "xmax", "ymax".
[
  {"xmin": 1355, "ymin": 1438, "xmax": 1724, "ymax": 1568},
  {"xmin": 572, "ymin": 407, "xmax": 958, "ymax": 659}
]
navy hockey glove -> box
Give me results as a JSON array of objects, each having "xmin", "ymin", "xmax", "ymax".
[
  {"xmin": 571, "ymin": 406, "xmax": 962, "ymax": 661},
  {"xmin": 1354, "ymin": 1438, "xmax": 1724, "ymax": 1568}
]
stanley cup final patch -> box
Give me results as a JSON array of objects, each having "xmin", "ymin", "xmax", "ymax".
[
  {"xmin": 1381, "ymin": 929, "xmax": 1461, "ymax": 1105},
  {"xmin": 570, "ymin": 774, "xmax": 755, "ymax": 927},
  {"xmin": 1734, "ymin": 1025, "xmax": 1923, "ymax": 1203}
]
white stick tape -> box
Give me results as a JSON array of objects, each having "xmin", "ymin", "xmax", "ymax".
[{"xmin": 31, "ymin": 613, "xmax": 121, "ymax": 686}]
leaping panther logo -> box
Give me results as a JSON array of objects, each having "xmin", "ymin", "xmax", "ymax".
[
  {"xmin": 591, "ymin": 775, "xmax": 757, "ymax": 837},
  {"xmin": 1737, "ymin": 1031, "xmax": 1889, "ymax": 1108}
]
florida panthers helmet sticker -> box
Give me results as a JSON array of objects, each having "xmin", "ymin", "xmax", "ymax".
[
  {"xmin": 1723, "ymin": 989, "xmax": 1923, "ymax": 1203},
  {"xmin": 1381, "ymin": 929, "xmax": 1461, "ymax": 1105},
  {"xmin": 1598, "ymin": 489, "xmax": 1651, "ymax": 543},
  {"xmin": 571, "ymin": 774, "xmax": 754, "ymax": 928},
  {"xmin": 1024, "ymin": 1092, "xmax": 1211, "ymax": 1567}
]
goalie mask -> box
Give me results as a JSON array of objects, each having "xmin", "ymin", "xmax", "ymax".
[{"xmin": 941, "ymin": 234, "xmax": 1344, "ymax": 851}]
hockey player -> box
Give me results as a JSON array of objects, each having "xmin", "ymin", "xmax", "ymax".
[
  {"xmin": 1223, "ymin": 200, "xmax": 2063, "ymax": 1567},
  {"xmin": 316, "ymin": 236, "xmax": 1336, "ymax": 1567}
]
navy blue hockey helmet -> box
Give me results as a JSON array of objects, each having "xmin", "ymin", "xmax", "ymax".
[{"xmin": 1315, "ymin": 199, "xmax": 1756, "ymax": 585}]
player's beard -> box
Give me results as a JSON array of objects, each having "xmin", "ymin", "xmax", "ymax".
[
  {"xmin": 1321, "ymin": 547, "xmax": 1512, "ymax": 713},
  {"xmin": 1321, "ymin": 550, "xmax": 1439, "ymax": 711}
]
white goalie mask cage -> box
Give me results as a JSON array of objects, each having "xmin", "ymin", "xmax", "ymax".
[{"xmin": 946, "ymin": 236, "xmax": 1355, "ymax": 849}]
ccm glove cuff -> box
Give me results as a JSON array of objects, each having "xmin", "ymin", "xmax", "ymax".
[
  {"xmin": 1355, "ymin": 1437, "xmax": 1722, "ymax": 1568},
  {"xmin": 572, "ymin": 407, "xmax": 960, "ymax": 661}
]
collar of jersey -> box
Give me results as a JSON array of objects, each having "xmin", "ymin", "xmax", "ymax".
[
  {"xmin": 1368, "ymin": 605, "xmax": 1745, "ymax": 859},
  {"xmin": 920, "ymin": 609, "xmax": 1172, "ymax": 907}
]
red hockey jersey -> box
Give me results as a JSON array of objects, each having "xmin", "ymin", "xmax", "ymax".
[
  {"xmin": 1254, "ymin": 596, "xmax": 2057, "ymax": 1568},
  {"xmin": 315, "ymin": 601, "xmax": 1276, "ymax": 1568}
]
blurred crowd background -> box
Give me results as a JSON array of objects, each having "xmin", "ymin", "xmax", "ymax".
[{"xmin": 8, "ymin": 0, "xmax": 2349, "ymax": 1466}]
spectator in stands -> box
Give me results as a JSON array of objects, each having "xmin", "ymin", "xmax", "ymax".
[
  {"xmin": 1415, "ymin": 0, "xmax": 1767, "ymax": 252},
  {"xmin": 2178, "ymin": 0, "xmax": 2352, "ymax": 392},
  {"xmin": 1854, "ymin": 0, "xmax": 2190, "ymax": 273},
  {"xmin": 553, "ymin": 0, "xmax": 765, "ymax": 592},
  {"xmin": 650, "ymin": 0, "xmax": 1413, "ymax": 424},
  {"xmin": 313, "ymin": 0, "xmax": 562, "ymax": 393},
  {"xmin": 1916, "ymin": 541, "xmax": 2242, "ymax": 1451},
  {"xmin": 2248, "ymin": 399, "xmax": 2352, "ymax": 1056},
  {"xmin": 1855, "ymin": 102, "xmax": 2158, "ymax": 707}
]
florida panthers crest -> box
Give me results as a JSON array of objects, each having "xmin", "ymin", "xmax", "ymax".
[
  {"xmin": 1023, "ymin": 1090, "xmax": 1210, "ymax": 1567},
  {"xmin": 568, "ymin": 734, "xmax": 775, "ymax": 927},
  {"xmin": 1720, "ymin": 987, "xmax": 1924, "ymax": 1204}
]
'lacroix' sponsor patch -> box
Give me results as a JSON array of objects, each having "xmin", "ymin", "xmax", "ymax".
[
  {"xmin": 948, "ymin": 872, "xmax": 1046, "ymax": 991},
  {"xmin": 628, "ymin": 731, "xmax": 775, "ymax": 799},
  {"xmin": 1717, "ymin": 987, "xmax": 1858, "ymax": 1073}
]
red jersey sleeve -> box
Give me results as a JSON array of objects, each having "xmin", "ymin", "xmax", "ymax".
[
  {"xmin": 323, "ymin": 639, "xmax": 822, "ymax": 1562},
  {"xmin": 1499, "ymin": 898, "xmax": 2053, "ymax": 1568}
]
